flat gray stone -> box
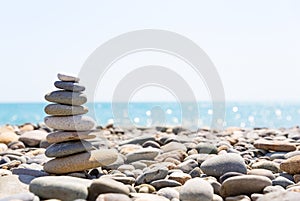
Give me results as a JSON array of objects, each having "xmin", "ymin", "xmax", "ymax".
[
  {"xmin": 125, "ymin": 148, "xmax": 161, "ymax": 163},
  {"xmin": 150, "ymin": 179, "xmax": 182, "ymax": 190},
  {"xmin": 29, "ymin": 176, "xmax": 91, "ymax": 201},
  {"xmin": 44, "ymin": 115, "xmax": 96, "ymax": 131},
  {"xmin": 45, "ymin": 90, "xmax": 87, "ymax": 106},
  {"xmin": 46, "ymin": 131, "xmax": 96, "ymax": 144},
  {"xmin": 200, "ymin": 153, "xmax": 247, "ymax": 177},
  {"xmin": 45, "ymin": 140, "xmax": 93, "ymax": 158},
  {"xmin": 57, "ymin": 73, "xmax": 80, "ymax": 82},
  {"xmin": 179, "ymin": 178, "xmax": 214, "ymax": 201},
  {"xmin": 44, "ymin": 149, "xmax": 118, "ymax": 174},
  {"xmin": 88, "ymin": 178, "xmax": 130, "ymax": 201},
  {"xmin": 136, "ymin": 166, "xmax": 168, "ymax": 185},
  {"xmin": 220, "ymin": 175, "xmax": 272, "ymax": 197},
  {"xmin": 54, "ymin": 81, "xmax": 85, "ymax": 92},
  {"xmin": 45, "ymin": 104, "xmax": 88, "ymax": 116},
  {"xmin": 19, "ymin": 130, "xmax": 48, "ymax": 146}
]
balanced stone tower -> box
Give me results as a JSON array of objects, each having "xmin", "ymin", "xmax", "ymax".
[{"xmin": 43, "ymin": 73, "xmax": 117, "ymax": 174}]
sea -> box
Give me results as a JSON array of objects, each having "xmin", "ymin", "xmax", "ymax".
[{"xmin": 0, "ymin": 102, "xmax": 300, "ymax": 129}]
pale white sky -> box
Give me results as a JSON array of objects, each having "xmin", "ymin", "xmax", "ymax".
[{"xmin": 0, "ymin": 0, "xmax": 299, "ymax": 102}]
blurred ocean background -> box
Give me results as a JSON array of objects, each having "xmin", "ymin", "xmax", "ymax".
[{"xmin": 0, "ymin": 102, "xmax": 299, "ymax": 128}]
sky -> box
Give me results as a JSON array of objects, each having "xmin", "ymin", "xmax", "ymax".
[{"xmin": 0, "ymin": 0, "xmax": 299, "ymax": 102}]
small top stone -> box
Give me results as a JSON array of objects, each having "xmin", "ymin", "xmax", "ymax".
[{"xmin": 57, "ymin": 73, "xmax": 80, "ymax": 83}]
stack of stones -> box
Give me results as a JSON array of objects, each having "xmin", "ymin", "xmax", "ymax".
[{"xmin": 43, "ymin": 73, "xmax": 117, "ymax": 174}]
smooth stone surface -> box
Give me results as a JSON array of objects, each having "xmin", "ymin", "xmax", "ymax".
[
  {"xmin": 195, "ymin": 143, "xmax": 218, "ymax": 154},
  {"xmin": 219, "ymin": 172, "xmax": 245, "ymax": 183},
  {"xmin": 251, "ymin": 160, "xmax": 281, "ymax": 173},
  {"xmin": 136, "ymin": 166, "xmax": 168, "ymax": 185},
  {"xmin": 12, "ymin": 168, "xmax": 49, "ymax": 177},
  {"xmin": 45, "ymin": 90, "xmax": 87, "ymax": 106},
  {"xmin": 220, "ymin": 175, "xmax": 272, "ymax": 197},
  {"xmin": 131, "ymin": 193, "xmax": 169, "ymax": 201},
  {"xmin": 95, "ymin": 193, "xmax": 131, "ymax": 201},
  {"xmin": 263, "ymin": 185, "xmax": 285, "ymax": 194},
  {"xmin": 0, "ymin": 192, "xmax": 39, "ymax": 201},
  {"xmin": 272, "ymin": 176, "xmax": 295, "ymax": 188},
  {"xmin": 44, "ymin": 115, "xmax": 96, "ymax": 131},
  {"xmin": 280, "ymin": 155, "xmax": 300, "ymax": 174},
  {"xmin": 179, "ymin": 178, "xmax": 214, "ymax": 201},
  {"xmin": 254, "ymin": 140, "xmax": 296, "ymax": 152},
  {"xmin": 0, "ymin": 131, "xmax": 19, "ymax": 144},
  {"xmin": 29, "ymin": 176, "xmax": 91, "ymax": 201},
  {"xmin": 45, "ymin": 140, "xmax": 93, "ymax": 157},
  {"xmin": 225, "ymin": 195, "xmax": 251, "ymax": 201},
  {"xmin": 126, "ymin": 148, "xmax": 161, "ymax": 163},
  {"xmin": 88, "ymin": 178, "xmax": 130, "ymax": 201},
  {"xmin": 248, "ymin": 169, "xmax": 275, "ymax": 180},
  {"xmin": 200, "ymin": 153, "xmax": 247, "ymax": 177},
  {"xmin": 161, "ymin": 142, "xmax": 187, "ymax": 152},
  {"xmin": 169, "ymin": 172, "xmax": 192, "ymax": 184},
  {"xmin": 19, "ymin": 130, "xmax": 48, "ymax": 146},
  {"xmin": 47, "ymin": 131, "xmax": 96, "ymax": 143},
  {"xmin": 44, "ymin": 149, "xmax": 118, "ymax": 174},
  {"xmin": 54, "ymin": 81, "xmax": 85, "ymax": 92},
  {"xmin": 45, "ymin": 104, "xmax": 88, "ymax": 116},
  {"xmin": 157, "ymin": 187, "xmax": 180, "ymax": 200},
  {"xmin": 0, "ymin": 175, "xmax": 28, "ymax": 197},
  {"xmin": 150, "ymin": 179, "xmax": 182, "ymax": 189},
  {"xmin": 284, "ymin": 151, "xmax": 300, "ymax": 159},
  {"xmin": 257, "ymin": 191, "xmax": 300, "ymax": 201},
  {"xmin": 177, "ymin": 159, "xmax": 198, "ymax": 173},
  {"xmin": 57, "ymin": 73, "xmax": 80, "ymax": 82}
]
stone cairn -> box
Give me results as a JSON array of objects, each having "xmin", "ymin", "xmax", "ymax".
[{"xmin": 43, "ymin": 73, "xmax": 117, "ymax": 174}]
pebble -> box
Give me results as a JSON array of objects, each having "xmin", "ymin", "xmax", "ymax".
[
  {"xmin": 44, "ymin": 149, "xmax": 118, "ymax": 174},
  {"xmin": 280, "ymin": 155, "xmax": 300, "ymax": 174},
  {"xmin": 0, "ymin": 131, "xmax": 19, "ymax": 144},
  {"xmin": 45, "ymin": 90, "xmax": 87, "ymax": 105},
  {"xmin": 251, "ymin": 160, "xmax": 281, "ymax": 173},
  {"xmin": 195, "ymin": 143, "xmax": 218, "ymax": 154},
  {"xmin": 126, "ymin": 148, "xmax": 161, "ymax": 163},
  {"xmin": 54, "ymin": 81, "xmax": 85, "ymax": 92},
  {"xmin": 168, "ymin": 171, "xmax": 191, "ymax": 184},
  {"xmin": 161, "ymin": 141, "xmax": 187, "ymax": 152},
  {"xmin": 176, "ymin": 159, "xmax": 198, "ymax": 173},
  {"xmin": 45, "ymin": 104, "xmax": 88, "ymax": 116},
  {"xmin": 256, "ymin": 191, "xmax": 300, "ymax": 201},
  {"xmin": 179, "ymin": 178, "xmax": 214, "ymax": 201},
  {"xmin": 0, "ymin": 143, "xmax": 8, "ymax": 152},
  {"xmin": 247, "ymin": 169, "xmax": 275, "ymax": 180},
  {"xmin": 45, "ymin": 140, "xmax": 93, "ymax": 158},
  {"xmin": 220, "ymin": 175, "xmax": 272, "ymax": 197},
  {"xmin": 46, "ymin": 131, "xmax": 96, "ymax": 143},
  {"xmin": 19, "ymin": 130, "xmax": 48, "ymax": 146},
  {"xmin": 150, "ymin": 179, "xmax": 182, "ymax": 189},
  {"xmin": 200, "ymin": 153, "xmax": 247, "ymax": 177},
  {"xmin": 44, "ymin": 115, "xmax": 96, "ymax": 131},
  {"xmin": 254, "ymin": 140, "xmax": 296, "ymax": 152},
  {"xmin": 0, "ymin": 175, "xmax": 28, "ymax": 197},
  {"xmin": 157, "ymin": 187, "xmax": 179, "ymax": 200},
  {"xmin": 88, "ymin": 177, "xmax": 130, "ymax": 201},
  {"xmin": 29, "ymin": 176, "xmax": 91, "ymax": 201},
  {"xmin": 136, "ymin": 166, "xmax": 168, "ymax": 185},
  {"xmin": 95, "ymin": 193, "xmax": 131, "ymax": 201},
  {"xmin": 225, "ymin": 195, "xmax": 251, "ymax": 201},
  {"xmin": 57, "ymin": 73, "xmax": 80, "ymax": 82},
  {"xmin": 272, "ymin": 176, "xmax": 294, "ymax": 188},
  {"xmin": 263, "ymin": 185, "xmax": 285, "ymax": 193}
]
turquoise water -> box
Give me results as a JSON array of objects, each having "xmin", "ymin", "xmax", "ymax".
[{"xmin": 0, "ymin": 102, "xmax": 299, "ymax": 128}]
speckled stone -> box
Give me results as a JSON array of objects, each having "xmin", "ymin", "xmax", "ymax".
[
  {"xmin": 280, "ymin": 155, "xmax": 300, "ymax": 174},
  {"xmin": 44, "ymin": 104, "xmax": 88, "ymax": 116},
  {"xmin": 44, "ymin": 149, "xmax": 118, "ymax": 174},
  {"xmin": 44, "ymin": 115, "xmax": 96, "ymax": 131},
  {"xmin": 46, "ymin": 131, "xmax": 96, "ymax": 144},
  {"xmin": 54, "ymin": 81, "xmax": 85, "ymax": 92},
  {"xmin": 45, "ymin": 90, "xmax": 87, "ymax": 106},
  {"xmin": 57, "ymin": 73, "xmax": 80, "ymax": 82},
  {"xmin": 45, "ymin": 140, "xmax": 93, "ymax": 158}
]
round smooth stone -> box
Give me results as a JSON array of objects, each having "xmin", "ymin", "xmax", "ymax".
[
  {"xmin": 57, "ymin": 73, "xmax": 80, "ymax": 82},
  {"xmin": 45, "ymin": 90, "xmax": 87, "ymax": 106},
  {"xmin": 29, "ymin": 176, "xmax": 91, "ymax": 201},
  {"xmin": 45, "ymin": 140, "xmax": 93, "ymax": 158},
  {"xmin": 220, "ymin": 175, "xmax": 272, "ymax": 197},
  {"xmin": 54, "ymin": 81, "xmax": 85, "ymax": 92},
  {"xmin": 179, "ymin": 178, "xmax": 214, "ymax": 201},
  {"xmin": 19, "ymin": 130, "xmax": 48, "ymax": 146},
  {"xmin": 280, "ymin": 155, "xmax": 300, "ymax": 174},
  {"xmin": 200, "ymin": 153, "xmax": 247, "ymax": 177},
  {"xmin": 43, "ymin": 149, "xmax": 118, "ymax": 174},
  {"xmin": 47, "ymin": 131, "xmax": 96, "ymax": 144},
  {"xmin": 45, "ymin": 104, "xmax": 88, "ymax": 116},
  {"xmin": 44, "ymin": 115, "xmax": 96, "ymax": 131}
]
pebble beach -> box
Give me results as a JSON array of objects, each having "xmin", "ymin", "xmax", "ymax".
[{"xmin": 1, "ymin": 74, "xmax": 300, "ymax": 201}]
